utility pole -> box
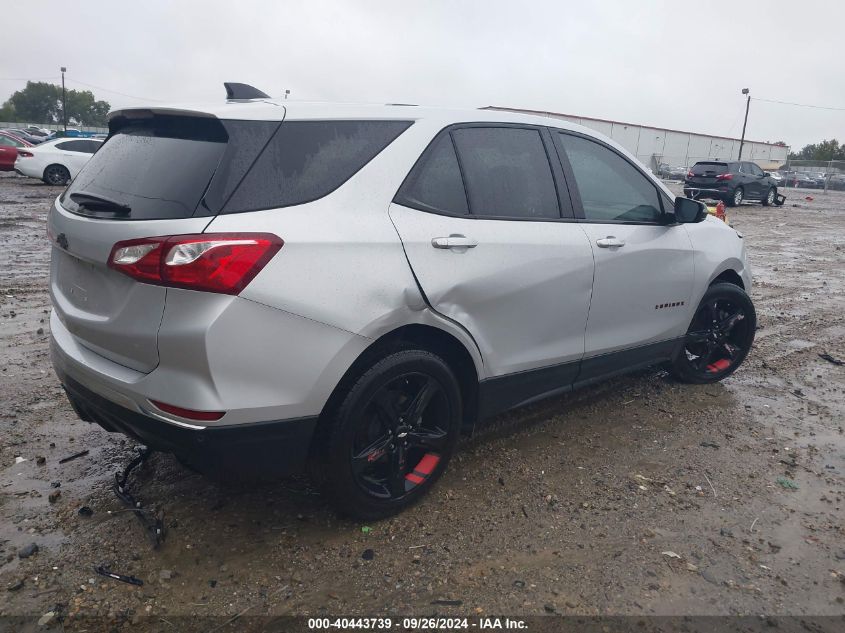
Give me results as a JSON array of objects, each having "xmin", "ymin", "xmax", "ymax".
[
  {"xmin": 60, "ymin": 67, "xmax": 67, "ymax": 132},
  {"xmin": 738, "ymin": 88, "xmax": 750, "ymax": 160}
]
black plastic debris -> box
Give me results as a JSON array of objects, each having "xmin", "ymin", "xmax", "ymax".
[
  {"xmin": 819, "ymin": 353, "xmax": 844, "ymax": 366},
  {"xmin": 78, "ymin": 506, "xmax": 93, "ymax": 518},
  {"xmin": 59, "ymin": 449, "xmax": 89, "ymax": 464},
  {"xmin": 18, "ymin": 543, "xmax": 38, "ymax": 559},
  {"xmin": 94, "ymin": 565, "xmax": 143, "ymax": 586},
  {"xmin": 361, "ymin": 549, "xmax": 375, "ymax": 560}
]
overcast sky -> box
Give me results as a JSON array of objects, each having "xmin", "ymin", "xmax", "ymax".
[{"xmin": 3, "ymin": 0, "xmax": 843, "ymax": 149}]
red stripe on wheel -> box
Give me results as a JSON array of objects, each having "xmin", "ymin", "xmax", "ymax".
[
  {"xmin": 707, "ymin": 359, "xmax": 732, "ymax": 373},
  {"xmin": 405, "ymin": 472, "xmax": 425, "ymax": 485},
  {"xmin": 415, "ymin": 453, "xmax": 440, "ymax": 476}
]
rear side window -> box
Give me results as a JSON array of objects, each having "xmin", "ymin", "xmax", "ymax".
[
  {"xmin": 56, "ymin": 140, "xmax": 92, "ymax": 152},
  {"xmin": 222, "ymin": 120, "xmax": 412, "ymax": 214},
  {"xmin": 451, "ymin": 127, "xmax": 559, "ymax": 219},
  {"xmin": 63, "ymin": 116, "xmax": 228, "ymax": 220},
  {"xmin": 691, "ymin": 162, "xmax": 728, "ymax": 175},
  {"xmin": 394, "ymin": 133, "xmax": 468, "ymax": 215},
  {"xmin": 558, "ymin": 132, "xmax": 662, "ymax": 223}
]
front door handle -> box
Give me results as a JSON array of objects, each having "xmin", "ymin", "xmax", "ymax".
[
  {"xmin": 431, "ymin": 235, "xmax": 478, "ymax": 250},
  {"xmin": 596, "ymin": 236, "xmax": 625, "ymax": 248}
]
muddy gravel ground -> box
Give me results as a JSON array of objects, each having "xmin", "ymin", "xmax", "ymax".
[{"xmin": 0, "ymin": 172, "xmax": 843, "ymax": 630}]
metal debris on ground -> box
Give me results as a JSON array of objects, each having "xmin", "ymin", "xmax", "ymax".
[
  {"xmin": 58, "ymin": 449, "xmax": 89, "ymax": 464},
  {"xmin": 94, "ymin": 565, "xmax": 144, "ymax": 586},
  {"xmin": 818, "ymin": 353, "xmax": 844, "ymax": 366},
  {"xmin": 113, "ymin": 447, "xmax": 166, "ymax": 548}
]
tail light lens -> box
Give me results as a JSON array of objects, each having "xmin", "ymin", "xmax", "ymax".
[
  {"xmin": 108, "ymin": 233, "xmax": 283, "ymax": 295},
  {"xmin": 716, "ymin": 173, "xmax": 733, "ymax": 181},
  {"xmin": 687, "ymin": 170, "xmax": 694, "ymax": 179},
  {"xmin": 18, "ymin": 150, "xmax": 34, "ymax": 158}
]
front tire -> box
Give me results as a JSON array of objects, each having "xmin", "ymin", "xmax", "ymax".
[
  {"xmin": 671, "ymin": 282, "xmax": 756, "ymax": 384},
  {"xmin": 43, "ymin": 164, "xmax": 70, "ymax": 186},
  {"xmin": 762, "ymin": 187, "xmax": 775, "ymax": 206},
  {"xmin": 323, "ymin": 349, "xmax": 462, "ymax": 520}
]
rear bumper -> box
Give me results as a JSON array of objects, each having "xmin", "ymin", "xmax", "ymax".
[
  {"xmin": 58, "ymin": 369, "xmax": 317, "ymax": 479},
  {"xmin": 684, "ymin": 186, "xmax": 730, "ymax": 201}
]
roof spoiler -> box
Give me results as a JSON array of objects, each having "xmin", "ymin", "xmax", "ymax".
[{"xmin": 224, "ymin": 82, "xmax": 270, "ymax": 100}]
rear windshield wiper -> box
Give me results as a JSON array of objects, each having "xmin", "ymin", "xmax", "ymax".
[{"xmin": 69, "ymin": 191, "xmax": 131, "ymax": 216}]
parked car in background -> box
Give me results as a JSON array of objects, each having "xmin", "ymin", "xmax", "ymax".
[
  {"xmin": 2, "ymin": 128, "xmax": 46, "ymax": 144},
  {"xmin": 827, "ymin": 175, "xmax": 845, "ymax": 191},
  {"xmin": 48, "ymin": 92, "xmax": 755, "ymax": 518},
  {"xmin": 0, "ymin": 131, "xmax": 34, "ymax": 171},
  {"xmin": 768, "ymin": 171, "xmax": 785, "ymax": 187},
  {"xmin": 14, "ymin": 138, "xmax": 102, "ymax": 185},
  {"xmin": 659, "ymin": 165, "xmax": 688, "ymax": 180},
  {"xmin": 684, "ymin": 160, "xmax": 777, "ymax": 206},
  {"xmin": 807, "ymin": 173, "xmax": 827, "ymax": 188},
  {"xmin": 783, "ymin": 172, "xmax": 816, "ymax": 188}
]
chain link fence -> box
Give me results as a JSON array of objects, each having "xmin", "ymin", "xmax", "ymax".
[{"xmin": 781, "ymin": 159, "xmax": 845, "ymax": 192}]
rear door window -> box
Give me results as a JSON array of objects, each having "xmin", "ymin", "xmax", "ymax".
[
  {"xmin": 56, "ymin": 140, "xmax": 91, "ymax": 152},
  {"xmin": 451, "ymin": 127, "xmax": 559, "ymax": 219},
  {"xmin": 394, "ymin": 133, "xmax": 468, "ymax": 215},
  {"xmin": 222, "ymin": 120, "xmax": 412, "ymax": 214}
]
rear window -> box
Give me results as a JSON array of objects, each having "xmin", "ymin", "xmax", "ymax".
[
  {"xmin": 691, "ymin": 162, "xmax": 728, "ymax": 175},
  {"xmin": 63, "ymin": 116, "xmax": 412, "ymax": 220},
  {"xmin": 63, "ymin": 116, "xmax": 228, "ymax": 220}
]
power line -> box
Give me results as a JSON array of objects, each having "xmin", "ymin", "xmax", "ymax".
[
  {"xmin": 66, "ymin": 78, "xmax": 166, "ymax": 102},
  {"xmin": 753, "ymin": 97, "xmax": 845, "ymax": 112}
]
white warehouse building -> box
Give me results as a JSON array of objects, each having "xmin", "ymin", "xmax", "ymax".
[{"xmin": 485, "ymin": 106, "xmax": 789, "ymax": 172}]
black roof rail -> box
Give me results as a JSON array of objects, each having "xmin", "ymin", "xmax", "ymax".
[{"xmin": 224, "ymin": 82, "xmax": 271, "ymax": 100}]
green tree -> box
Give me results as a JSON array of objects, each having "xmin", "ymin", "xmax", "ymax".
[
  {"xmin": 0, "ymin": 81, "xmax": 110, "ymax": 127},
  {"xmin": 788, "ymin": 139, "xmax": 842, "ymax": 161}
]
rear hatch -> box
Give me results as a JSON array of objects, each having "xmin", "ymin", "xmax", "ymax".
[
  {"xmin": 687, "ymin": 162, "xmax": 729, "ymax": 187},
  {"xmin": 48, "ymin": 110, "xmax": 284, "ymax": 372}
]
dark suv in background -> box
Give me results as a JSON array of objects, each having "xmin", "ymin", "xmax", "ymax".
[{"xmin": 684, "ymin": 161, "xmax": 777, "ymax": 207}]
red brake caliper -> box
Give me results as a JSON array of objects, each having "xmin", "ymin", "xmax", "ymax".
[
  {"xmin": 405, "ymin": 453, "xmax": 440, "ymax": 488},
  {"xmin": 706, "ymin": 358, "xmax": 732, "ymax": 373}
]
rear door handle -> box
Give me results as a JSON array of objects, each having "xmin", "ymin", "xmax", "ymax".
[
  {"xmin": 596, "ymin": 236, "xmax": 625, "ymax": 248},
  {"xmin": 431, "ymin": 235, "xmax": 478, "ymax": 250}
]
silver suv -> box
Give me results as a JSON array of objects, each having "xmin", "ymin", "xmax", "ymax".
[{"xmin": 49, "ymin": 85, "xmax": 755, "ymax": 518}]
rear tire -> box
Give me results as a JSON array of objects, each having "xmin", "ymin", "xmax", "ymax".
[
  {"xmin": 671, "ymin": 282, "xmax": 756, "ymax": 384},
  {"xmin": 43, "ymin": 164, "xmax": 70, "ymax": 186},
  {"xmin": 323, "ymin": 349, "xmax": 461, "ymax": 520},
  {"xmin": 762, "ymin": 187, "xmax": 775, "ymax": 206},
  {"xmin": 727, "ymin": 187, "xmax": 743, "ymax": 207}
]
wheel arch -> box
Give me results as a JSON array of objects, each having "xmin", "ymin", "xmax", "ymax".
[
  {"xmin": 710, "ymin": 268, "xmax": 745, "ymax": 289},
  {"xmin": 314, "ymin": 323, "xmax": 482, "ymax": 460}
]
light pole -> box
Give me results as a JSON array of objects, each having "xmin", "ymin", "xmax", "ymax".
[
  {"xmin": 60, "ymin": 66, "xmax": 67, "ymax": 132},
  {"xmin": 738, "ymin": 88, "xmax": 750, "ymax": 159}
]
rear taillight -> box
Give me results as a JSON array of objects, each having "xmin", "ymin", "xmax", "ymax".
[
  {"xmin": 716, "ymin": 173, "xmax": 733, "ymax": 181},
  {"xmin": 18, "ymin": 151, "xmax": 33, "ymax": 158},
  {"xmin": 108, "ymin": 233, "xmax": 283, "ymax": 295},
  {"xmin": 687, "ymin": 171, "xmax": 694, "ymax": 178}
]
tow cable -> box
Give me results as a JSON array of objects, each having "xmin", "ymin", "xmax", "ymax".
[{"xmin": 113, "ymin": 447, "xmax": 166, "ymax": 548}]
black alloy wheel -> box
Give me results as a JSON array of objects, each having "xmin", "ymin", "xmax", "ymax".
[
  {"xmin": 324, "ymin": 349, "xmax": 461, "ymax": 519},
  {"xmin": 671, "ymin": 283, "xmax": 756, "ymax": 384}
]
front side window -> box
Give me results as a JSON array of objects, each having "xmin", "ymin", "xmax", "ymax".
[
  {"xmin": 558, "ymin": 132, "xmax": 662, "ymax": 223},
  {"xmin": 395, "ymin": 133, "xmax": 468, "ymax": 215},
  {"xmin": 451, "ymin": 127, "xmax": 559, "ymax": 219}
]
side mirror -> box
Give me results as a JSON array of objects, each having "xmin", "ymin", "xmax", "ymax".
[{"xmin": 672, "ymin": 197, "xmax": 708, "ymax": 223}]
